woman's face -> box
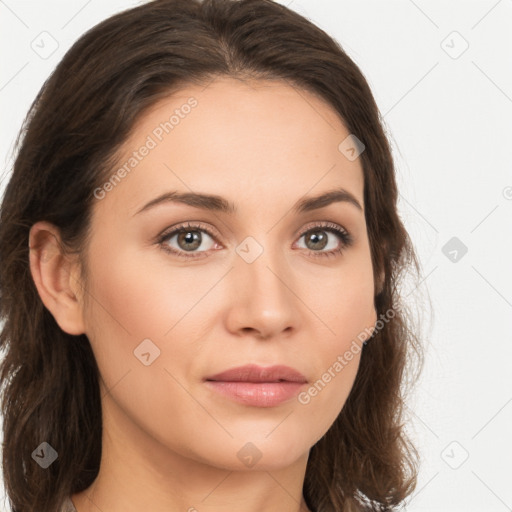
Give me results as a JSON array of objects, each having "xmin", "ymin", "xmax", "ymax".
[{"xmin": 79, "ymin": 77, "xmax": 377, "ymax": 471}]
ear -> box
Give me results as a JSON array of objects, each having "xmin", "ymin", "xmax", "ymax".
[{"xmin": 28, "ymin": 221, "xmax": 86, "ymax": 335}]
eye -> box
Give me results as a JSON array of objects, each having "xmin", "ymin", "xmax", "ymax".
[
  {"xmin": 295, "ymin": 222, "xmax": 353, "ymax": 258},
  {"xmin": 156, "ymin": 221, "xmax": 353, "ymax": 260},
  {"xmin": 157, "ymin": 222, "xmax": 219, "ymax": 259}
]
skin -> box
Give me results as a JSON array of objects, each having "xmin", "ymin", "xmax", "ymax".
[{"xmin": 29, "ymin": 77, "xmax": 378, "ymax": 512}]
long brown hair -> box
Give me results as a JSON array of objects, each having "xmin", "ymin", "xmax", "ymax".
[{"xmin": 0, "ymin": 1, "xmax": 424, "ymax": 510}]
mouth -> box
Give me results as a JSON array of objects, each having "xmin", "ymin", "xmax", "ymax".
[
  {"xmin": 205, "ymin": 363, "xmax": 307, "ymax": 384},
  {"xmin": 204, "ymin": 364, "xmax": 307, "ymax": 407}
]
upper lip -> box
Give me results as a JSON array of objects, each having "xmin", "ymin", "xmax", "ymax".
[{"xmin": 205, "ymin": 364, "xmax": 307, "ymax": 383}]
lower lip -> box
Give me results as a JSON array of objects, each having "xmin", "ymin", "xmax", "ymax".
[{"xmin": 205, "ymin": 381, "xmax": 305, "ymax": 407}]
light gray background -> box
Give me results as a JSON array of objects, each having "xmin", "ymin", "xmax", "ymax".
[{"xmin": 1, "ymin": 1, "xmax": 511, "ymax": 511}]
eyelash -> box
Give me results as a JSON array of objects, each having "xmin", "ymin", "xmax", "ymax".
[{"xmin": 156, "ymin": 221, "xmax": 354, "ymax": 260}]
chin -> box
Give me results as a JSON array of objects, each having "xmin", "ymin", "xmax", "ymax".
[{"xmin": 204, "ymin": 435, "xmax": 312, "ymax": 472}]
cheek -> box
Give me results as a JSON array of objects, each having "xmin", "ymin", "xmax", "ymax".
[
  {"xmin": 80, "ymin": 247, "xmax": 218, "ymax": 452},
  {"xmin": 81, "ymin": 242, "xmax": 227, "ymax": 398},
  {"xmin": 84, "ymin": 242, "xmax": 218, "ymax": 341},
  {"xmin": 306, "ymin": 257, "xmax": 376, "ymax": 345},
  {"xmin": 296, "ymin": 260, "xmax": 375, "ymax": 415}
]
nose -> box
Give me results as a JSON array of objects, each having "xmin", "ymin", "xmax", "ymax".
[{"xmin": 223, "ymin": 243, "xmax": 302, "ymax": 340}]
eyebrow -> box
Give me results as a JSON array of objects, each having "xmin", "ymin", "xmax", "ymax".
[{"xmin": 134, "ymin": 187, "xmax": 363, "ymax": 216}]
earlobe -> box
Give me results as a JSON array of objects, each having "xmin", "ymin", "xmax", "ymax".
[{"xmin": 28, "ymin": 221, "xmax": 86, "ymax": 336}]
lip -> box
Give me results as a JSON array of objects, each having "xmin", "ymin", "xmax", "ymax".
[
  {"xmin": 204, "ymin": 364, "xmax": 307, "ymax": 407},
  {"xmin": 205, "ymin": 364, "xmax": 307, "ymax": 383}
]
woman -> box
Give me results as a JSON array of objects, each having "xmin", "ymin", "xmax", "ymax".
[{"xmin": 0, "ymin": 0, "xmax": 424, "ymax": 511}]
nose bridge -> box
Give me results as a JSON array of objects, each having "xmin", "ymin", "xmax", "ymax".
[
  {"xmin": 226, "ymin": 233, "xmax": 300, "ymax": 336},
  {"xmin": 237, "ymin": 235, "xmax": 291, "ymax": 305}
]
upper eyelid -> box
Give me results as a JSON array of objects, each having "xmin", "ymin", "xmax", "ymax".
[{"xmin": 300, "ymin": 221, "xmax": 349, "ymax": 235}]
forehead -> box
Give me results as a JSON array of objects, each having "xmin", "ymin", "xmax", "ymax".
[{"xmin": 97, "ymin": 77, "xmax": 365, "ymax": 218}]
